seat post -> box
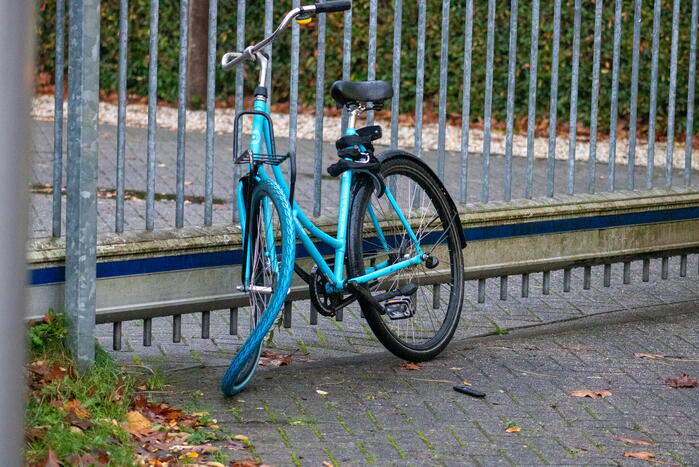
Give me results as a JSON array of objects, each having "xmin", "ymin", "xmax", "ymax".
[{"xmin": 347, "ymin": 104, "xmax": 365, "ymax": 130}]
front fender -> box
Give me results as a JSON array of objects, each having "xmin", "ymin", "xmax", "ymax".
[{"xmin": 376, "ymin": 150, "xmax": 467, "ymax": 249}]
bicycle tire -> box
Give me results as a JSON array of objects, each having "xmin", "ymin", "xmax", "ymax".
[
  {"xmin": 347, "ymin": 153, "xmax": 464, "ymax": 361},
  {"xmin": 221, "ymin": 178, "xmax": 296, "ymax": 395}
]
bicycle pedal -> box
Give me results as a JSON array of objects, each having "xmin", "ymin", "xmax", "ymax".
[{"xmin": 384, "ymin": 297, "xmax": 414, "ymax": 320}]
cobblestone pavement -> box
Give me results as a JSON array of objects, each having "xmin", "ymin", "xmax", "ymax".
[
  {"xmin": 28, "ymin": 119, "xmax": 694, "ymax": 238},
  {"xmin": 96, "ymin": 259, "xmax": 699, "ymax": 466}
]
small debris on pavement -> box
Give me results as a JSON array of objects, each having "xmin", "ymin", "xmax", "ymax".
[
  {"xmin": 665, "ymin": 373, "xmax": 698, "ymax": 388},
  {"xmin": 400, "ymin": 362, "xmax": 423, "ymax": 370},
  {"xmin": 566, "ymin": 389, "xmax": 612, "ymax": 398},
  {"xmin": 453, "ymin": 385, "xmax": 486, "ymax": 398}
]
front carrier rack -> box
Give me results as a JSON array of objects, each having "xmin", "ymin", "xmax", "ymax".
[{"xmin": 233, "ymin": 109, "xmax": 296, "ymax": 206}]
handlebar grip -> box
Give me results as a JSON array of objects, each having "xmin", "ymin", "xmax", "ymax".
[{"xmin": 314, "ymin": 0, "xmax": 351, "ymax": 14}]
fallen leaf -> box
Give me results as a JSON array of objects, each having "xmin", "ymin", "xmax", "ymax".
[
  {"xmin": 567, "ymin": 389, "xmax": 612, "ymax": 398},
  {"xmin": 183, "ymin": 452, "xmax": 199, "ymax": 458},
  {"xmin": 623, "ymin": 451, "xmax": 655, "ymax": 461},
  {"xmin": 65, "ymin": 452, "xmax": 100, "ymax": 466},
  {"xmin": 233, "ymin": 434, "xmax": 249, "ymax": 442},
  {"xmin": 613, "ymin": 436, "xmax": 653, "ymax": 446},
  {"xmin": 321, "ymin": 462, "xmax": 334, "ymax": 467},
  {"xmin": 64, "ymin": 399, "xmax": 91, "ymax": 419},
  {"xmin": 665, "ymin": 373, "xmax": 698, "ymax": 388},
  {"xmin": 66, "ymin": 412, "xmax": 93, "ymax": 431},
  {"xmin": 259, "ymin": 350, "xmax": 293, "ymax": 367},
  {"xmin": 315, "ymin": 389, "xmax": 328, "ymax": 395},
  {"xmin": 505, "ymin": 426, "xmax": 521, "ymax": 433},
  {"xmin": 400, "ymin": 362, "xmax": 423, "ymax": 371},
  {"xmin": 126, "ymin": 410, "xmax": 152, "ymax": 435},
  {"xmin": 207, "ymin": 463, "xmax": 226, "ymax": 467},
  {"xmin": 462, "ymin": 381, "xmax": 472, "ymax": 386},
  {"xmin": 43, "ymin": 448, "xmax": 61, "ymax": 467},
  {"xmin": 231, "ymin": 459, "xmax": 260, "ymax": 467},
  {"xmin": 634, "ymin": 353, "xmax": 665, "ymax": 359}
]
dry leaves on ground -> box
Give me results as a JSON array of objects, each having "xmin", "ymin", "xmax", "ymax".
[
  {"xmin": 504, "ymin": 426, "xmax": 521, "ymax": 433},
  {"xmin": 623, "ymin": 451, "xmax": 655, "ymax": 461},
  {"xmin": 634, "ymin": 353, "xmax": 665, "ymax": 359},
  {"xmin": 230, "ymin": 459, "xmax": 275, "ymax": 467},
  {"xmin": 259, "ymin": 350, "xmax": 293, "ymax": 367},
  {"xmin": 567, "ymin": 389, "xmax": 612, "ymax": 398},
  {"xmin": 400, "ymin": 362, "xmax": 423, "ymax": 371},
  {"xmin": 665, "ymin": 373, "xmax": 698, "ymax": 388},
  {"xmin": 613, "ymin": 436, "xmax": 653, "ymax": 446}
]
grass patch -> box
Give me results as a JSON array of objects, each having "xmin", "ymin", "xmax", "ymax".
[{"xmin": 25, "ymin": 311, "xmax": 136, "ymax": 465}]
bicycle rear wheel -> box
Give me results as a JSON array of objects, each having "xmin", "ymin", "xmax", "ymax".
[
  {"xmin": 221, "ymin": 178, "xmax": 295, "ymax": 395},
  {"xmin": 347, "ymin": 153, "xmax": 464, "ymax": 362}
]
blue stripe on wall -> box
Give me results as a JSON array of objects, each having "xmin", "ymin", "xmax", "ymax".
[{"xmin": 29, "ymin": 206, "xmax": 699, "ymax": 286}]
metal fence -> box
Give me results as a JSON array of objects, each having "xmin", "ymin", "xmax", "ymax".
[{"xmin": 36, "ymin": 0, "xmax": 699, "ymax": 354}]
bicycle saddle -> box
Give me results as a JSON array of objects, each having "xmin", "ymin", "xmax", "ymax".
[{"xmin": 330, "ymin": 80, "xmax": 393, "ymax": 108}]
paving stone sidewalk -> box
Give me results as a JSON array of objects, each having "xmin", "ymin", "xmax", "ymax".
[{"xmin": 97, "ymin": 261, "xmax": 699, "ymax": 466}]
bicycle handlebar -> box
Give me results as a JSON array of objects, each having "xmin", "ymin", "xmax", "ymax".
[
  {"xmin": 314, "ymin": 1, "xmax": 351, "ymax": 13},
  {"xmin": 221, "ymin": 2, "xmax": 351, "ymax": 71}
]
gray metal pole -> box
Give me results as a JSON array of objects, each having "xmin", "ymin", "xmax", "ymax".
[
  {"xmin": 0, "ymin": 1, "xmax": 33, "ymax": 463},
  {"xmin": 66, "ymin": 0, "xmax": 100, "ymax": 371}
]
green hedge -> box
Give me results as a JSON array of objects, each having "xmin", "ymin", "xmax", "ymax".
[{"xmin": 36, "ymin": 0, "xmax": 697, "ymax": 134}]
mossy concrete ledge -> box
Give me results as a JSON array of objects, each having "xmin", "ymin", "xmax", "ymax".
[{"xmin": 26, "ymin": 187, "xmax": 699, "ymax": 321}]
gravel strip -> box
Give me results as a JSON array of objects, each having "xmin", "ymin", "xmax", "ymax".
[{"xmin": 33, "ymin": 94, "xmax": 698, "ymax": 170}]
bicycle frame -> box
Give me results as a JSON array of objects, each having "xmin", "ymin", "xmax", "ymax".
[{"xmin": 238, "ymin": 98, "xmax": 427, "ymax": 295}]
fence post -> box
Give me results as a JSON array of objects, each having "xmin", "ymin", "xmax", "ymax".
[
  {"xmin": 65, "ymin": 0, "xmax": 100, "ymax": 371},
  {"xmin": 0, "ymin": 1, "xmax": 33, "ymax": 463}
]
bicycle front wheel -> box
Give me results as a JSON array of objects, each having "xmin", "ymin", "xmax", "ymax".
[
  {"xmin": 221, "ymin": 178, "xmax": 295, "ymax": 395},
  {"xmin": 347, "ymin": 153, "xmax": 464, "ymax": 362}
]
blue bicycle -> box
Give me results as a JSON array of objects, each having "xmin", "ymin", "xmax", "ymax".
[{"xmin": 219, "ymin": 1, "xmax": 466, "ymax": 395}]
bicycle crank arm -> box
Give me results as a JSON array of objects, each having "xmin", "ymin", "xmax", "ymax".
[{"xmin": 346, "ymin": 281, "xmax": 385, "ymax": 315}]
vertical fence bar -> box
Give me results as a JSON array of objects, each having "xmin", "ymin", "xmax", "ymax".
[
  {"xmin": 413, "ymin": 1, "xmax": 426, "ymax": 159},
  {"xmin": 173, "ymin": 314, "xmax": 181, "ymax": 342},
  {"xmin": 626, "ymin": 0, "xmax": 643, "ymax": 190},
  {"xmin": 567, "ymin": 0, "xmax": 582, "ymax": 195},
  {"xmin": 583, "ymin": 265, "xmax": 591, "ymax": 289},
  {"xmin": 607, "ymin": 0, "xmax": 623, "ymax": 192},
  {"xmin": 366, "ymin": 0, "xmax": 377, "ymax": 126},
  {"xmin": 563, "ymin": 268, "xmax": 571, "ymax": 292},
  {"xmin": 525, "ymin": 0, "xmax": 540, "ymax": 199},
  {"xmin": 116, "ymin": 0, "xmax": 128, "ymax": 233},
  {"xmin": 665, "ymin": 0, "xmax": 681, "ymax": 187},
  {"xmin": 313, "ymin": 10, "xmax": 327, "ymax": 217},
  {"xmin": 499, "ymin": 276, "xmax": 508, "ymax": 300},
  {"xmin": 436, "ymin": 0, "xmax": 450, "ymax": 180},
  {"xmin": 685, "ymin": 0, "xmax": 698, "ymax": 185},
  {"xmin": 65, "ymin": 0, "xmax": 100, "ymax": 370},
  {"xmin": 646, "ymin": 0, "xmax": 662, "ymax": 188},
  {"xmin": 201, "ymin": 310, "xmax": 210, "ymax": 339},
  {"xmin": 0, "ymin": 0, "xmax": 32, "ymax": 457},
  {"xmin": 680, "ymin": 255, "xmax": 687, "ymax": 277},
  {"xmin": 460, "ymin": 0, "xmax": 473, "ymax": 203},
  {"xmin": 642, "ymin": 259, "xmax": 650, "ymax": 281},
  {"xmin": 264, "ymin": 0, "xmax": 274, "ymax": 92},
  {"xmin": 542, "ymin": 271, "xmax": 550, "ymax": 295},
  {"xmin": 113, "ymin": 322, "xmax": 122, "ymax": 350},
  {"xmin": 481, "ymin": 0, "xmax": 496, "ymax": 203},
  {"xmin": 477, "ymin": 278, "xmax": 486, "ymax": 303},
  {"xmin": 587, "ymin": 0, "xmax": 603, "ymax": 194},
  {"xmin": 284, "ymin": 302, "xmax": 292, "ymax": 328},
  {"xmin": 53, "ymin": 0, "xmax": 66, "ymax": 237},
  {"xmin": 229, "ymin": 307, "xmax": 238, "ymax": 335},
  {"xmin": 390, "ymin": 0, "xmax": 402, "ymax": 150},
  {"xmin": 204, "ymin": 0, "xmax": 218, "ymax": 226},
  {"xmin": 146, "ymin": 0, "xmax": 159, "ymax": 231},
  {"xmin": 340, "ymin": 1, "xmax": 352, "ymax": 132},
  {"xmin": 233, "ymin": 0, "xmax": 245, "ymax": 223},
  {"xmin": 503, "ymin": 0, "xmax": 518, "ymax": 201},
  {"xmin": 175, "ymin": 0, "xmax": 189, "ymax": 229},
  {"xmin": 521, "ymin": 273, "xmax": 529, "ymax": 297},
  {"xmin": 661, "ymin": 257, "xmax": 669, "ymax": 279},
  {"xmin": 603, "ymin": 264, "xmax": 611, "ymax": 287},
  {"xmin": 143, "ymin": 318, "xmax": 152, "ymax": 346},
  {"xmin": 289, "ymin": 0, "xmax": 300, "ymax": 162},
  {"xmin": 623, "ymin": 261, "xmax": 631, "ymax": 284},
  {"xmin": 546, "ymin": 0, "xmax": 561, "ymax": 197}
]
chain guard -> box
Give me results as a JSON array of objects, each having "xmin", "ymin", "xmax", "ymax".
[{"xmin": 309, "ymin": 266, "xmax": 342, "ymax": 317}]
